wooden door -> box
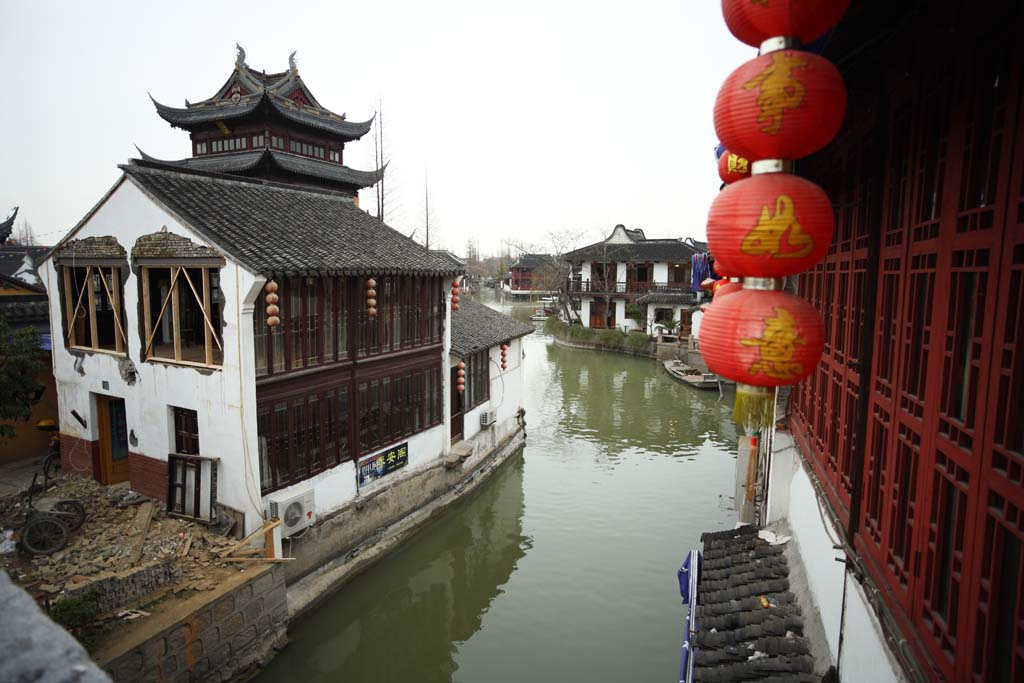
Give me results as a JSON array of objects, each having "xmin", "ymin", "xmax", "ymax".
[
  {"xmin": 590, "ymin": 300, "xmax": 607, "ymax": 329},
  {"xmin": 96, "ymin": 396, "xmax": 129, "ymax": 485},
  {"xmin": 450, "ymin": 367, "xmax": 463, "ymax": 444}
]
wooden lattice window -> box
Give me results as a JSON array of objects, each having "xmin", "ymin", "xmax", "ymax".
[
  {"xmin": 61, "ymin": 264, "xmax": 128, "ymax": 354},
  {"xmin": 142, "ymin": 266, "xmax": 224, "ymax": 367},
  {"xmin": 173, "ymin": 407, "xmax": 199, "ymax": 455}
]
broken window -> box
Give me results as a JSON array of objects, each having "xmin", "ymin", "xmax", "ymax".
[
  {"xmin": 61, "ymin": 264, "xmax": 128, "ymax": 354},
  {"xmin": 142, "ymin": 265, "xmax": 224, "ymax": 366}
]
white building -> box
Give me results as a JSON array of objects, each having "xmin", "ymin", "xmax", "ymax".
[
  {"xmin": 563, "ymin": 225, "xmax": 699, "ymax": 335},
  {"xmin": 38, "ymin": 50, "xmax": 534, "ymax": 562}
]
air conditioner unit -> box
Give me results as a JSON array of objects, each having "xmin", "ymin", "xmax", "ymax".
[
  {"xmin": 480, "ymin": 409, "xmax": 498, "ymax": 427},
  {"xmin": 267, "ymin": 489, "xmax": 316, "ymax": 538}
]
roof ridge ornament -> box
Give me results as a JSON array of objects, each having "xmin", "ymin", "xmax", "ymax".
[
  {"xmin": 288, "ymin": 50, "xmax": 298, "ymax": 75},
  {"xmin": 235, "ymin": 43, "xmax": 246, "ymax": 68}
]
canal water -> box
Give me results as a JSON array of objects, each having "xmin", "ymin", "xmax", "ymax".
[{"xmin": 257, "ymin": 293, "xmax": 739, "ymax": 683}]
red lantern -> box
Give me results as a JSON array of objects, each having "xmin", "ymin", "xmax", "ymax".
[
  {"xmin": 451, "ymin": 280, "xmax": 460, "ymax": 289},
  {"xmin": 265, "ymin": 292, "xmax": 279, "ymax": 305},
  {"xmin": 457, "ymin": 368, "xmax": 465, "ymax": 378},
  {"xmin": 722, "ymin": 0, "xmax": 851, "ymax": 48},
  {"xmin": 713, "ymin": 280, "xmax": 742, "ymax": 300},
  {"xmin": 500, "ymin": 344, "xmax": 508, "ymax": 351},
  {"xmin": 714, "ymin": 50, "xmax": 845, "ymax": 161},
  {"xmin": 264, "ymin": 280, "xmax": 278, "ymax": 294},
  {"xmin": 266, "ymin": 304, "xmax": 280, "ymax": 317},
  {"xmin": 707, "ymin": 173, "xmax": 833, "ymax": 277},
  {"xmin": 452, "ymin": 295, "xmax": 460, "ymax": 305},
  {"xmin": 267, "ymin": 315, "xmax": 281, "ymax": 328},
  {"xmin": 367, "ymin": 278, "xmax": 377, "ymax": 289},
  {"xmin": 452, "ymin": 303, "xmax": 460, "ymax": 312},
  {"xmin": 457, "ymin": 362, "xmax": 466, "ymax": 370},
  {"xmin": 700, "ymin": 289, "xmax": 824, "ymax": 387},
  {"xmin": 718, "ymin": 150, "xmax": 752, "ymax": 184}
]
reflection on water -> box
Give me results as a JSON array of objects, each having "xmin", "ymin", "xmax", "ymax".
[
  {"xmin": 258, "ymin": 289, "xmax": 739, "ymax": 683},
  {"xmin": 258, "ymin": 457, "xmax": 528, "ymax": 683}
]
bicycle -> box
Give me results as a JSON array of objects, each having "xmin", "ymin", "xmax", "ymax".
[{"xmin": 6, "ymin": 473, "xmax": 87, "ymax": 556}]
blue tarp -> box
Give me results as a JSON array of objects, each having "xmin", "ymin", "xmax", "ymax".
[{"xmin": 677, "ymin": 549, "xmax": 701, "ymax": 683}]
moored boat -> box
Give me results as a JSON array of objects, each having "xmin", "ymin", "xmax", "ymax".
[{"xmin": 662, "ymin": 360, "xmax": 732, "ymax": 390}]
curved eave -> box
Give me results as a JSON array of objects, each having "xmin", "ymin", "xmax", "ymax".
[
  {"xmin": 268, "ymin": 96, "xmax": 373, "ymax": 140},
  {"xmin": 150, "ymin": 92, "xmax": 263, "ymax": 129},
  {"xmin": 268, "ymin": 151, "xmax": 382, "ymax": 189},
  {"xmin": 132, "ymin": 148, "xmax": 382, "ymax": 190}
]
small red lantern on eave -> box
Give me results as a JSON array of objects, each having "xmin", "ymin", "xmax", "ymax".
[
  {"xmin": 722, "ymin": 0, "xmax": 851, "ymax": 48},
  {"xmin": 366, "ymin": 278, "xmax": 378, "ymax": 319},
  {"xmin": 264, "ymin": 280, "xmax": 281, "ymax": 327},
  {"xmin": 451, "ymin": 278, "xmax": 461, "ymax": 313},
  {"xmin": 456, "ymin": 362, "xmax": 466, "ymax": 392},
  {"xmin": 718, "ymin": 150, "xmax": 752, "ymax": 185},
  {"xmin": 714, "ymin": 50, "xmax": 846, "ymax": 161},
  {"xmin": 707, "ymin": 173, "xmax": 833, "ymax": 278},
  {"xmin": 500, "ymin": 343, "xmax": 508, "ymax": 370}
]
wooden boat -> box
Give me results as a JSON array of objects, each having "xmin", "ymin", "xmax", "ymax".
[{"xmin": 662, "ymin": 360, "xmax": 732, "ymax": 390}]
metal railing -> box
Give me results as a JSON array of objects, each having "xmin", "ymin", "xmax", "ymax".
[{"xmin": 566, "ymin": 280, "xmax": 696, "ymax": 297}]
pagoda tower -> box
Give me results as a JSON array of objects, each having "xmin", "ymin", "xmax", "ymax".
[{"xmin": 142, "ymin": 45, "xmax": 382, "ymax": 197}]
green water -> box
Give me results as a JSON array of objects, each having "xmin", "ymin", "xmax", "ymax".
[{"xmin": 256, "ymin": 293, "xmax": 739, "ymax": 683}]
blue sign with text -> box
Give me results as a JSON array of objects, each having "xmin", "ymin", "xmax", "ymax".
[{"xmin": 358, "ymin": 442, "xmax": 409, "ymax": 485}]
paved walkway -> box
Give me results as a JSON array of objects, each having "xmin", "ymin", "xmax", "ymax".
[{"xmin": 0, "ymin": 456, "xmax": 47, "ymax": 498}]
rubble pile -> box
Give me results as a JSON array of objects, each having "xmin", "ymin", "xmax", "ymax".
[{"xmin": 0, "ymin": 476, "xmax": 241, "ymax": 608}]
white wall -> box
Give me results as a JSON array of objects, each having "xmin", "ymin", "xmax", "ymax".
[
  {"xmin": 581, "ymin": 262, "xmax": 592, "ymax": 282},
  {"xmin": 653, "ymin": 262, "xmax": 668, "ymax": 283},
  {"xmin": 614, "ymin": 299, "xmax": 626, "ymax": 331},
  {"xmin": 458, "ymin": 337, "xmax": 526, "ymax": 443},
  {"xmin": 40, "ymin": 178, "xmax": 265, "ymax": 531},
  {"xmin": 768, "ymin": 432, "xmax": 906, "ymax": 683},
  {"xmin": 580, "ymin": 298, "xmax": 591, "ymax": 328},
  {"xmin": 616, "ymin": 262, "xmax": 627, "ymax": 286}
]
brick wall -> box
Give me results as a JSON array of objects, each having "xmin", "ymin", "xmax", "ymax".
[
  {"xmin": 60, "ymin": 433, "xmax": 97, "ymax": 480},
  {"xmin": 103, "ymin": 565, "xmax": 288, "ymax": 683},
  {"xmin": 128, "ymin": 453, "xmax": 167, "ymax": 503}
]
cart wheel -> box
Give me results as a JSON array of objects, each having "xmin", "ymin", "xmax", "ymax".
[
  {"xmin": 43, "ymin": 452, "xmax": 61, "ymax": 483},
  {"xmin": 51, "ymin": 500, "xmax": 86, "ymax": 531},
  {"xmin": 22, "ymin": 517, "xmax": 68, "ymax": 555}
]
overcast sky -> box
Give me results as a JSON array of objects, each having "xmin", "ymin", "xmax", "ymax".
[{"xmin": 1, "ymin": 0, "xmax": 753, "ymax": 256}]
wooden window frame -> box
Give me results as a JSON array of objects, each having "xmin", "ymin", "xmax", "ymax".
[
  {"xmin": 61, "ymin": 263, "xmax": 128, "ymax": 356},
  {"xmin": 141, "ymin": 264, "xmax": 224, "ymax": 368}
]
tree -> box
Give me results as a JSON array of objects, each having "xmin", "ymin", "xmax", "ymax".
[
  {"xmin": 0, "ymin": 315, "xmax": 44, "ymax": 442},
  {"xmin": 13, "ymin": 218, "xmax": 36, "ymax": 246},
  {"xmin": 371, "ymin": 99, "xmax": 397, "ymax": 224}
]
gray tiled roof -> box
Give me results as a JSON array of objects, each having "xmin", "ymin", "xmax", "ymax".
[
  {"xmin": 0, "ymin": 246, "xmax": 48, "ymax": 278},
  {"xmin": 121, "ymin": 163, "xmax": 464, "ymax": 278},
  {"xmin": 132, "ymin": 231, "xmax": 222, "ymax": 260},
  {"xmin": 450, "ymin": 300, "xmax": 534, "ymax": 356},
  {"xmin": 0, "ymin": 299, "xmax": 49, "ymax": 322},
  {"xmin": 151, "ymin": 92, "xmax": 373, "ymax": 140},
  {"xmin": 694, "ymin": 526, "xmax": 822, "ymax": 682},
  {"xmin": 0, "ymin": 207, "xmax": 17, "ymax": 244},
  {"xmin": 136, "ymin": 148, "xmax": 382, "ymax": 190},
  {"xmin": 510, "ymin": 253, "xmax": 554, "ymax": 270},
  {"xmin": 563, "ymin": 239, "xmax": 698, "ymax": 264},
  {"xmin": 54, "ymin": 236, "xmax": 127, "ymax": 261}
]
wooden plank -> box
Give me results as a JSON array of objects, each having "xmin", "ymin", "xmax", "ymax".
[
  {"xmin": 87, "ymin": 267, "xmax": 98, "ymax": 350},
  {"xmin": 221, "ymin": 556, "xmax": 294, "ymax": 563},
  {"xmin": 181, "ymin": 267, "xmax": 222, "ymax": 352},
  {"xmin": 66, "ymin": 265, "xmax": 92, "ymax": 344},
  {"xmin": 263, "ymin": 522, "xmax": 276, "ymax": 559},
  {"xmin": 144, "ymin": 267, "xmax": 180, "ymax": 357},
  {"xmin": 178, "ymin": 531, "xmax": 193, "ymax": 558},
  {"xmin": 127, "ymin": 501, "xmax": 155, "ymax": 567},
  {"xmin": 217, "ymin": 518, "xmax": 282, "ymax": 558},
  {"xmin": 202, "ymin": 267, "xmax": 213, "ymax": 365},
  {"xmin": 171, "ymin": 266, "xmax": 181, "ymax": 361},
  {"xmin": 62, "ymin": 266, "xmax": 75, "ymax": 346},
  {"xmin": 141, "ymin": 266, "xmax": 151, "ymax": 358},
  {"xmin": 97, "ymin": 267, "xmax": 127, "ymax": 354}
]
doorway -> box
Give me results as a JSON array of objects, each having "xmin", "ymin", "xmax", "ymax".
[
  {"xmin": 95, "ymin": 395, "xmax": 129, "ymax": 485},
  {"xmin": 450, "ymin": 366, "xmax": 464, "ymax": 444}
]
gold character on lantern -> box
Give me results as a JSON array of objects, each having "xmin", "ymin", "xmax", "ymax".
[
  {"xmin": 741, "ymin": 194, "xmax": 813, "ymax": 259},
  {"xmin": 727, "ymin": 153, "xmax": 749, "ymax": 175},
  {"xmin": 742, "ymin": 51, "xmax": 807, "ymax": 135},
  {"xmin": 741, "ymin": 306, "xmax": 806, "ymax": 381}
]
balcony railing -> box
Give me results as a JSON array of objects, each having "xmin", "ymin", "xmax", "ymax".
[{"xmin": 566, "ymin": 280, "xmax": 695, "ymax": 297}]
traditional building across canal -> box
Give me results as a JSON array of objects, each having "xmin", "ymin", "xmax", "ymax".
[{"xmin": 37, "ymin": 48, "xmax": 533, "ymax": 588}]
